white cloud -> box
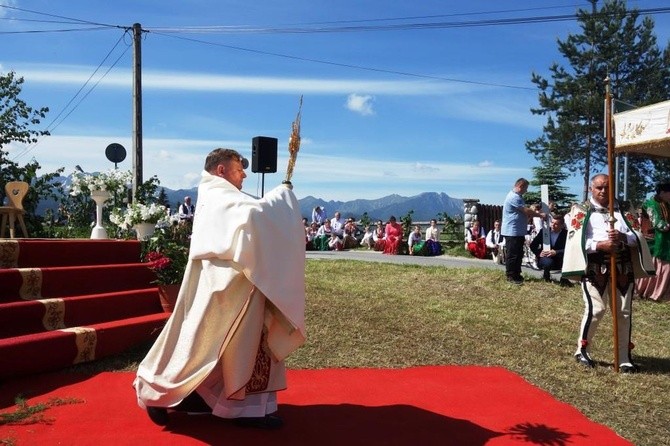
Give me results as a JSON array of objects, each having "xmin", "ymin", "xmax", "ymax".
[
  {"xmin": 11, "ymin": 133, "xmax": 544, "ymax": 205},
  {"xmin": 478, "ymin": 160, "xmax": 493, "ymax": 167},
  {"xmin": 12, "ymin": 63, "xmax": 471, "ymax": 96},
  {"xmin": 346, "ymin": 93, "xmax": 375, "ymax": 115},
  {"xmin": 413, "ymin": 162, "xmax": 440, "ymax": 174}
]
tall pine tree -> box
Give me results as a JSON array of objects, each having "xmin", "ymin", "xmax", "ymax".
[
  {"xmin": 526, "ymin": 0, "xmax": 669, "ymax": 204},
  {"xmin": 525, "ymin": 154, "xmax": 578, "ymax": 211}
]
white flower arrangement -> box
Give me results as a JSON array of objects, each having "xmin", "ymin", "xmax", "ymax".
[
  {"xmin": 110, "ymin": 202, "xmax": 168, "ymax": 230},
  {"xmin": 70, "ymin": 169, "xmax": 132, "ymax": 197}
]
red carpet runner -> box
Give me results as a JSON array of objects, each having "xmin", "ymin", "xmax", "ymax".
[{"xmin": 0, "ymin": 366, "xmax": 631, "ymax": 445}]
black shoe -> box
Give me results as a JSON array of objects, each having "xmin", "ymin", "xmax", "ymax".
[
  {"xmin": 174, "ymin": 392, "xmax": 212, "ymax": 414},
  {"xmin": 543, "ymin": 272, "xmax": 551, "ymax": 282},
  {"xmin": 619, "ymin": 363, "xmax": 639, "ymax": 374},
  {"xmin": 559, "ymin": 278, "xmax": 572, "ymax": 287},
  {"xmin": 507, "ymin": 277, "xmax": 523, "ymax": 285},
  {"xmin": 147, "ymin": 407, "xmax": 169, "ymax": 426},
  {"xmin": 575, "ymin": 352, "xmax": 595, "ymax": 368},
  {"xmin": 233, "ymin": 414, "xmax": 284, "ymax": 430}
]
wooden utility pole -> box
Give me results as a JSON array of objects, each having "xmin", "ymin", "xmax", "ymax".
[{"xmin": 132, "ymin": 23, "xmax": 143, "ymax": 200}]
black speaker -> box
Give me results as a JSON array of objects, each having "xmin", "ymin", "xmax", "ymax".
[{"xmin": 251, "ymin": 136, "xmax": 278, "ymax": 173}]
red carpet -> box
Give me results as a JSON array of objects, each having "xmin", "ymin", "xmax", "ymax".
[
  {"xmin": 0, "ymin": 366, "xmax": 631, "ymax": 445},
  {"xmin": 0, "ymin": 239, "xmax": 168, "ymax": 379}
]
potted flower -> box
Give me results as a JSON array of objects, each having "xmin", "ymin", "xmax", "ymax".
[
  {"xmin": 69, "ymin": 169, "xmax": 133, "ymax": 239},
  {"xmin": 70, "ymin": 169, "xmax": 132, "ymax": 197},
  {"xmin": 110, "ymin": 202, "xmax": 168, "ymax": 239},
  {"xmin": 142, "ymin": 225, "xmax": 190, "ymax": 312}
]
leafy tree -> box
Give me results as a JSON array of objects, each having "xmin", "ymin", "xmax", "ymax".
[
  {"xmin": 0, "ymin": 71, "xmax": 49, "ymax": 149},
  {"xmin": 526, "ymin": 0, "xmax": 669, "ymax": 203},
  {"xmin": 134, "ymin": 175, "xmax": 161, "ymax": 204},
  {"xmin": 1, "ymin": 71, "xmax": 63, "ymax": 234}
]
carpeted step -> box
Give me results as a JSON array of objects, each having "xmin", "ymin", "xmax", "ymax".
[
  {"xmin": 0, "ymin": 312, "xmax": 169, "ymax": 380},
  {"xmin": 0, "ymin": 238, "xmax": 143, "ymax": 268},
  {"xmin": 0, "ymin": 263, "xmax": 157, "ymax": 303},
  {"xmin": 0, "ymin": 288, "xmax": 164, "ymax": 338}
]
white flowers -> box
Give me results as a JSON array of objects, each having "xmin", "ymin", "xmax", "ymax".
[
  {"xmin": 110, "ymin": 202, "xmax": 168, "ymax": 230},
  {"xmin": 70, "ymin": 169, "xmax": 132, "ymax": 197}
]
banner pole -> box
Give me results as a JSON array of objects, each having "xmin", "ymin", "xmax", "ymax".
[{"xmin": 605, "ymin": 77, "xmax": 620, "ymax": 373}]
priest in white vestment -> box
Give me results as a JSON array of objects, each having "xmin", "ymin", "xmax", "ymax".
[{"xmin": 134, "ymin": 148, "xmax": 306, "ymax": 429}]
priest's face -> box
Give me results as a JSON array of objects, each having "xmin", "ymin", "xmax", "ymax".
[{"xmin": 218, "ymin": 159, "xmax": 247, "ymax": 190}]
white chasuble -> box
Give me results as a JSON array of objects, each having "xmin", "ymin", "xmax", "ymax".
[{"xmin": 135, "ymin": 172, "xmax": 306, "ymax": 410}]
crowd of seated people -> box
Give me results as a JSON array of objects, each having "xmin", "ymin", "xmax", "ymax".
[
  {"xmin": 312, "ymin": 219, "xmax": 342, "ymax": 250},
  {"xmin": 305, "ymin": 212, "xmax": 448, "ymax": 257},
  {"xmin": 307, "ymin": 210, "xmax": 360, "ymax": 251},
  {"xmin": 465, "ymin": 220, "xmax": 487, "ymax": 259}
]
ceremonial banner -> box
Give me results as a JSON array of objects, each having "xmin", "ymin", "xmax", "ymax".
[{"xmin": 613, "ymin": 99, "xmax": 670, "ymax": 157}]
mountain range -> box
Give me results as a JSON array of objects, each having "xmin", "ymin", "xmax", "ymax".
[
  {"xmin": 38, "ymin": 175, "xmax": 465, "ymax": 222},
  {"xmin": 161, "ymin": 188, "xmax": 464, "ymax": 221}
]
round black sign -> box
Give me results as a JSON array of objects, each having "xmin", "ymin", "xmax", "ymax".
[{"xmin": 105, "ymin": 143, "xmax": 127, "ymax": 164}]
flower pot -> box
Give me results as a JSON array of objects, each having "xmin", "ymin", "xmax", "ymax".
[
  {"xmin": 134, "ymin": 222, "xmax": 156, "ymax": 241},
  {"xmin": 158, "ymin": 284, "xmax": 180, "ymax": 313},
  {"xmin": 90, "ymin": 189, "xmax": 111, "ymax": 239}
]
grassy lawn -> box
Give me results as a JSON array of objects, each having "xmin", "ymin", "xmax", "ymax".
[{"xmin": 68, "ymin": 258, "xmax": 669, "ymax": 446}]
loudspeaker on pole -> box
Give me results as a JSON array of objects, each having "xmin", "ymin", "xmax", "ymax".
[{"xmin": 251, "ymin": 136, "xmax": 278, "ymax": 173}]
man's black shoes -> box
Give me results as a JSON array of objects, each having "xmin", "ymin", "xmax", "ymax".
[
  {"xmin": 174, "ymin": 392, "xmax": 212, "ymax": 415},
  {"xmin": 146, "ymin": 407, "xmax": 169, "ymax": 426},
  {"xmin": 575, "ymin": 352, "xmax": 595, "ymax": 368},
  {"xmin": 507, "ymin": 276, "xmax": 524, "ymax": 285},
  {"xmin": 233, "ymin": 414, "xmax": 284, "ymax": 430}
]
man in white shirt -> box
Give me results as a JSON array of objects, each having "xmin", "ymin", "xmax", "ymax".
[
  {"xmin": 311, "ymin": 206, "xmax": 326, "ymax": 226},
  {"xmin": 485, "ymin": 219, "xmax": 505, "ymax": 264},
  {"xmin": 562, "ymin": 173, "xmax": 653, "ymax": 373},
  {"xmin": 178, "ymin": 196, "xmax": 195, "ymax": 224},
  {"xmin": 330, "ymin": 211, "xmax": 345, "ymax": 238}
]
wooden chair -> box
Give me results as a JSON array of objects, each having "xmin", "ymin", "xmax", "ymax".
[{"xmin": 0, "ymin": 181, "xmax": 30, "ymax": 238}]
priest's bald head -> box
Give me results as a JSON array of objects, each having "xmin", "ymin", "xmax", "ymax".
[{"xmin": 205, "ymin": 148, "xmax": 248, "ymax": 190}]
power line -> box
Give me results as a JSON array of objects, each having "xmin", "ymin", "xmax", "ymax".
[
  {"xmin": 0, "ymin": 4, "xmax": 123, "ymax": 29},
  {"xmin": 0, "ymin": 26, "xmax": 111, "ymax": 35},
  {"xmin": 146, "ymin": 7, "xmax": 670, "ymax": 34},
  {"xmin": 151, "ymin": 31, "xmax": 534, "ymax": 91},
  {"xmin": 10, "ymin": 31, "xmax": 132, "ymax": 162},
  {"xmin": 281, "ymin": 4, "xmax": 584, "ymax": 26}
]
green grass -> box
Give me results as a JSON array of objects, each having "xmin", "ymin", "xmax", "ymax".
[{"xmin": 61, "ymin": 259, "xmax": 669, "ymax": 446}]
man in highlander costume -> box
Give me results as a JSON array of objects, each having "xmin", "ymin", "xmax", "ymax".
[
  {"xmin": 562, "ymin": 173, "xmax": 653, "ymax": 373},
  {"xmin": 135, "ymin": 148, "xmax": 306, "ymax": 429}
]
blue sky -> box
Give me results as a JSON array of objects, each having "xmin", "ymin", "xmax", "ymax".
[{"xmin": 2, "ymin": 0, "xmax": 669, "ymax": 205}]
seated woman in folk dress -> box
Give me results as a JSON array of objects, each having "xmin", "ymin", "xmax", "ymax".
[
  {"xmin": 383, "ymin": 216, "xmax": 403, "ymax": 255},
  {"xmin": 465, "ymin": 220, "xmax": 487, "ymax": 259}
]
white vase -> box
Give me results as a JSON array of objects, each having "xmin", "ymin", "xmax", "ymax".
[
  {"xmin": 90, "ymin": 190, "xmax": 112, "ymax": 239},
  {"xmin": 134, "ymin": 222, "xmax": 156, "ymax": 241}
]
